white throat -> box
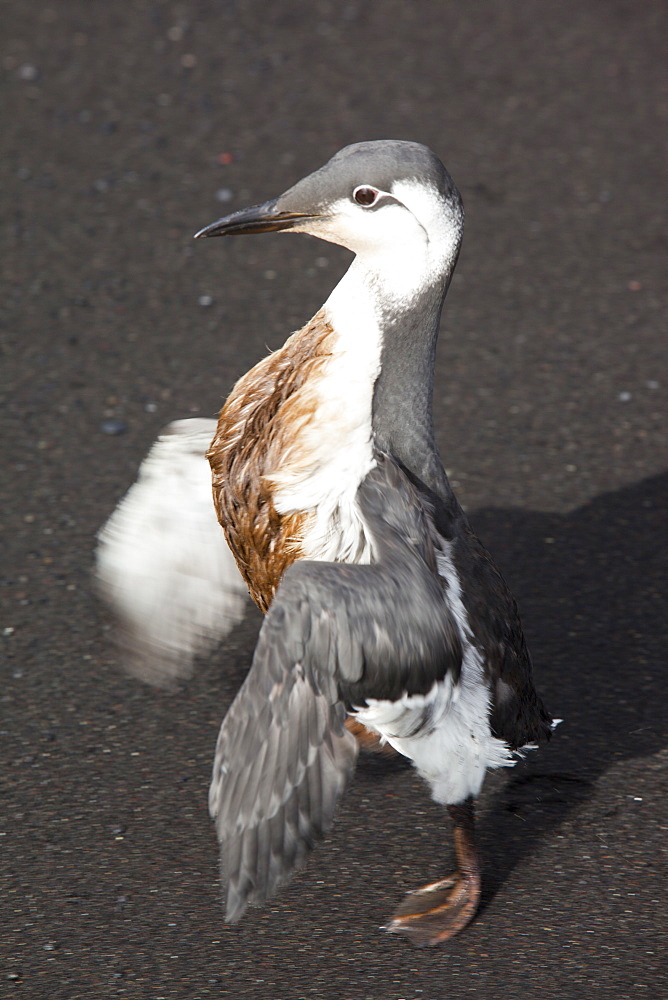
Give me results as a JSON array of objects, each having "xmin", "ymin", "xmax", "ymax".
[{"xmin": 310, "ymin": 179, "xmax": 460, "ymax": 312}]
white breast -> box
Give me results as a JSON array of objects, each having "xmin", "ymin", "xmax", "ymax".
[{"xmin": 267, "ymin": 261, "xmax": 385, "ymax": 565}]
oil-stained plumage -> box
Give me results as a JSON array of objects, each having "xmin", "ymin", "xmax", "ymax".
[
  {"xmin": 97, "ymin": 140, "xmax": 554, "ymax": 946},
  {"xmin": 208, "ymin": 310, "xmax": 337, "ymax": 611}
]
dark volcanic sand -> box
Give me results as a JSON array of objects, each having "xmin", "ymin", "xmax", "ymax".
[{"xmin": 1, "ymin": 2, "xmax": 666, "ymax": 997}]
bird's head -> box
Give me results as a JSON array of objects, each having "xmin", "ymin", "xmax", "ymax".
[{"xmin": 195, "ymin": 141, "xmax": 463, "ymax": 281}]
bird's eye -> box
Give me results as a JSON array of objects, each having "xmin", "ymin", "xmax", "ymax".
[{"xmin": 353, "ymin": 185, "xmax": 380, "ymax": 207}]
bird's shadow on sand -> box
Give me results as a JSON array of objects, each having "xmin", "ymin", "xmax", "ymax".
[{"xmin": 353, "ymin": 470, "xmax": 667, "ymax": 911}]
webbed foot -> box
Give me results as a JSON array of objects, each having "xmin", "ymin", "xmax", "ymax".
[{"xmin": 386, "ymin": 869, "xmax": 480, "ymax": 946}]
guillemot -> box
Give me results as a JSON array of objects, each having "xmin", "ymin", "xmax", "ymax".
[{"xmin": 97, "ymin": 140, "xmax": 554, "ymax": 946}]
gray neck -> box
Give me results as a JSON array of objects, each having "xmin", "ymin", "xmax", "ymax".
[{"xmin": 372, "ymin": 276, "xmax": 454, "ymax": 503}]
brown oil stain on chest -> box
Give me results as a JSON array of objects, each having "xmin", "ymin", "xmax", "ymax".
[{"xmin": 207, "ymin": 310, "xmax": 336, "ymax": 612}]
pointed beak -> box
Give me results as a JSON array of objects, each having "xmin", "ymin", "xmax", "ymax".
[{"xmin": 194, "ymin": 197, "xmax": 323, "ymax": 239}]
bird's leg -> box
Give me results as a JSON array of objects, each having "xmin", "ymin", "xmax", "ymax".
[{"xmin": 387, "ymin": 796, "xmax": 481, "ymax": 947}]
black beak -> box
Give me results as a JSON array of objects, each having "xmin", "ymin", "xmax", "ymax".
[{"xmin": 194, "ymin": 198, "xmax": 322, "ymax": 239}]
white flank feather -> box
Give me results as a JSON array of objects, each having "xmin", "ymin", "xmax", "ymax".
[{"xmin": 356, "ymin": 536, "xmax": 523, "ymax": 806}]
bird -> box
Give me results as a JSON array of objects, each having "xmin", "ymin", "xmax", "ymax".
[{"xmin": 97, "ymin": 140, "xmax": 554, "ymax": 947}]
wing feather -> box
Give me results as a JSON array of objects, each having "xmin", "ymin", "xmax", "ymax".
[
  {"xmin": 96, "ymin": 418, "xmax": 249, "ymax": 686},
  {"xmin": 210, "ymin": 599, "xmax": 358, "ymax": 920}
]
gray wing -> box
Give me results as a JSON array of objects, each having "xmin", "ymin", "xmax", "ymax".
[
  {"xmin": 96, "ymin": 418, "xmax": 249, "ymax": 687},
  {"xmin": 210, "ymin": 592, "xmax": 358, "ymax": 921},
  {"xmin": 209, "ymin": 455, "xmax": 462, "ymax": 922}
]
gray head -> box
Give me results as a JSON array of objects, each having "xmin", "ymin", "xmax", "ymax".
[
  {"xmin": 277, "ymin": 140, "xmax": 461, "ymax": 216},
  {"xmin": 195, "ymin": 141, "xmax": 463, "ymax": 277}
]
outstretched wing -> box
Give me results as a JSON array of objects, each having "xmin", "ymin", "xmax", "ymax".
[
  {"xmin": 210, "ymin": 455, "xmax": 463, "ymax": 922},
  {"xmin": 96, "ymin": 418, "xmax": 249, "ymax": 687}
]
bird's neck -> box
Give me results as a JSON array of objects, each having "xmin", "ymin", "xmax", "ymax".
[{"xmin": 324, "ymin": 256, "xmax": 456, "ymax": 502}]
